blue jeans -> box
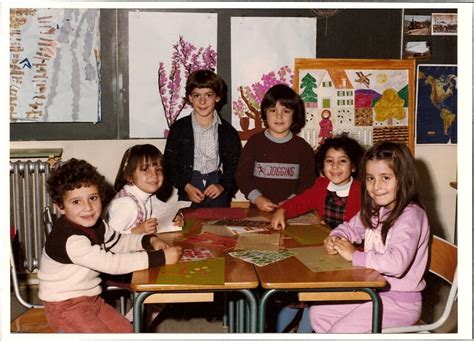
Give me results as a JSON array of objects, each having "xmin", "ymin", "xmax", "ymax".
[
  {"xmin": 189, "ymin": 170, "xmax": 228, "ymax": 208},
  {"xmin": 276, "ymin": 306, "xmax": 313, "ymax": 333}
]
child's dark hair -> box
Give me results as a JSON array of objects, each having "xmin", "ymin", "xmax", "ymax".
[
  {"xmin": 184, "ymin": 69, "xmax": 227, "ymax": 110},
  {"xmin": 47, "ymin": 158, "xmax": 107, "ymax": 208},
  {"xmin": 314, "ymin": 133, "xmax": 365, "ymax": 178},
  {"xmin": 260, "ymin": 84, "xmax": 306, "ymax": 134},
  {"xmin": 360, "ymin": 141, "xmax": 424, "ymax": 244},
  {"xmin": 114, "ymin": 144, "xmax": 164, "ymax": 191}
]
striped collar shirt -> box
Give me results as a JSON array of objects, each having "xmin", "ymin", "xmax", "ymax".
[{"xmin": 191, "ymin": 111, "xmax": 221, "ymax": 174}]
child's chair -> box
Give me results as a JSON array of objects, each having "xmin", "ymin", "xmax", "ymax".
[{"xmin": 382, "ymin": 235, "xmax": 457, "ymax": 333}]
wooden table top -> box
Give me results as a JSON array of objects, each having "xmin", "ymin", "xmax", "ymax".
[
  {"xmin": 131, "ymin": 207, "xmax": 386, "ymax": 292},
  {"xmin": 131, "ymin": 213, "xmax": 259, "ymax": 292}
]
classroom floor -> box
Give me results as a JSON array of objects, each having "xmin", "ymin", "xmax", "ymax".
[{"xmin": 10, "ymin": 276, "xmax": 457, "ymax": 334}]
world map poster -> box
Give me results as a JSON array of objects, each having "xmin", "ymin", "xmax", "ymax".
[{"xmin": 416, "ymin": 65, "xmax": 457, "ymax": 144}]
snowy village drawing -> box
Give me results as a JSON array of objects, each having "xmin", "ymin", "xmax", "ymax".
[{"xmin": 294, "ymin": 59, "xmax": 416, "ymax": 151}]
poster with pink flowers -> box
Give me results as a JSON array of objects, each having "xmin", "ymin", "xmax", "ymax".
[
  {"xmin": 230, "ymin": 17, "xmax": 316, "ymax": 140},
  {"xmin": 129, "ymin": 11, "xmax": 217, "ymax": 138}
]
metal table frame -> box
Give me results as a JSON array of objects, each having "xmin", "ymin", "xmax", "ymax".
[
  {"xmin": 133, "ymin": 288, "xmax": 257, "ymax": 333},
  {"xmin": 258, "ymin": 287, "xmax": 383, "ymax": 333}
]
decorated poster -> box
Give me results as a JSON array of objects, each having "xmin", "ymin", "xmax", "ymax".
[
  {"xmin": 416, "ymin": 65, "xmax": 457, "ymax": 144},
  {"xmin": 128, "ymin": 11, "xmax": 217, "ymax": 138},
  {"xmin": 296, "ymin": 64, "xmax": 412, "ymax": 149},
  {"xmin": 10, "ymin": 8, "xmax": 101, "ymax": 122},
  {"xmin": 231, "ymin": 17, "xmax": 316, "ymax": 140}
]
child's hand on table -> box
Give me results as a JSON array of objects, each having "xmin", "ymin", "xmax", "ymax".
[
  {"xmin": 133, "ymin": 218, "xmax": 158, "ymax": 234},
  {"xmin": 324, "ymin": 236, "xmax": 341, "ymax": 255},
  {"xmin": 164, "ymin": 246, "xmax": 183, "ymax": 264},
  {"xmin": 271, "ymin": 208, "xmax": 287, "ymax": 230},
  {"xmin": 150, "ymin": 235, "xmax": 170, "ymax": 250},
  {"xmin": 255, "ymin": 196, "xmax": 278, "ymax": 212},
  {"xmin": 333, "ymin": 238, "xmax": 356, "ymax": 261}
]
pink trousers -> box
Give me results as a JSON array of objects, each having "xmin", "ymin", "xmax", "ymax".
[
  {"xmin": 309, "ymin": 294, "xmax": 421, "ymax": 333},
  {"xmin": 43, "ymin": 295, "xmax": 132, "ymax": 333}
]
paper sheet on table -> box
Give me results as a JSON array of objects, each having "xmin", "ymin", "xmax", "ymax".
[
  {"xmin": 284, "ymin": 224, "xmax": 331, "ymax": 245},
  {"xmin": 156, "ymin": 257, "xmax": 225, "ymax": 285},
  {"xmin": 154, "ymin": 200, "xmax": 191, "ymax": 233},
  {"xmin": 287, "ymin": 212, "xmax": 322, "ymax": 225},
  {"xmin": 234, "ymin": 233, "xmax": 281, "ymax": 251},
  {"xmin": 229, "ymin": 249, "xmax": 294, "ymax": 267},
  {"xmin": 183, "ymin": 207, "xmax": 247, "ymax": 220},
  {"xmin": 288, "ymin": 246, "xmax": 358, "ymax": 272}
]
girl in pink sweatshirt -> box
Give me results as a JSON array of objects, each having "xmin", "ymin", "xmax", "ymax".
[{"xmin": 310, "ymin": 141, "xmax": 430, "ymax": 333}]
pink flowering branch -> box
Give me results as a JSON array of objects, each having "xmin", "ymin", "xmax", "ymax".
[{"xmin": 157, "ymin": 36, "xmax": 217, "ymax": 129}]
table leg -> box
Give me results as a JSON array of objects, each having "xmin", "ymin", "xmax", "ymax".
[
  {"xmin": 133, "ymin": 292, "xmax": 154, "ymax": 333},
  {"xmin": 237, "ymin": 289, "xmax": 258, "ymax": 333},
  {"xmin": 228, "ymin": 299, "xmax": 235, "ymax": 332},
  {"xmin": 258, "ymin": 289, "xmax": 277, "ymax": 332},
  {"xmin": 359, "ymin": 288, "xmax": 382, "ymax": 333}
]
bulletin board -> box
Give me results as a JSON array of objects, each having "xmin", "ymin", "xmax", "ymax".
[{"xmin": 294, "ymin": 58, "xmax": 416, "ymax": 153}]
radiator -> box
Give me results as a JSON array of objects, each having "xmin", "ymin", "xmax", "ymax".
[{"xmin": 10, "ymin": 160, "xmax": 57, "ymax": 272}]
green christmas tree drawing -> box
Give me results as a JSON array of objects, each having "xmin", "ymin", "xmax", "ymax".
[{"xmin": 300, "ymin": 73, "xmax": 318, "ymax": 103}]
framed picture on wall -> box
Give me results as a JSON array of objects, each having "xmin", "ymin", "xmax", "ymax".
[
  {"xmin": 415, "ymin": 64, "xmax": 457, "ymax": 144},
  {"xmin": 294, "ymin": 58, "xmax": 416, "ymax": 153},
  {"xmin": 431, "ymin": 13, "xmax": 457, "ymax": 35}
]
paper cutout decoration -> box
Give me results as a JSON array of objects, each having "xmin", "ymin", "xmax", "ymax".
[
  {"xmin": 156, "ymin": 257, "xmax": 225, "ymax": 285},
  {"xmin": 234, "ymin": 233, "xmax": 281, "ymax": 251},
  {"xmin": 229, "ymin": 249, "xmax": 294, "ymax": 267},
  {"xmin": 180, "ymin": 248, "xmax": 215, "ymax": 262},
  {"xmin": 288, "ymin": 246, "xmax": 359, "ymax": 272},
  {"xmin": 284, "ymin": 224, "xmax": 331, "ymax": 246},
  {"xmin": 183, "ymin": 207, "xmax": 247, "ymax": 220},
  {"xmin": 182, "ymin": 232, "xmax": 237, "ymax": 252}
]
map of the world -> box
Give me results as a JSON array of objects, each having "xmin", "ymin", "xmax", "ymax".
[{"xmin": 416, "ymin": 65, "xmax": 457, "ymax": 144}]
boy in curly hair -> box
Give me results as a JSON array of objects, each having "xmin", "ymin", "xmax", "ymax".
[{"xmin": 38, "ymin": 158, "xmax": 182, "ymax": 333}]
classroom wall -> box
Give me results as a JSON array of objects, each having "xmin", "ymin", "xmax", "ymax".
[
  {"xmin": 9, "ymin": 139, "xmax": 458, "ymax": 243},
  {"xmin": 9, "ymin": 7, "xmax": 460, "ymax": 242}
]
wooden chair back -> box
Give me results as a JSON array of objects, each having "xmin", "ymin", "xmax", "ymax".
[{"xmin": 429, "ymin": 235, "xmax": 457, "ymax": 284}]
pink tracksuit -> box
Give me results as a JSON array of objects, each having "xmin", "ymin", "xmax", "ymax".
[{"xmin": 310, "ymin": 204, "xmax": 430, "ymax": 333}]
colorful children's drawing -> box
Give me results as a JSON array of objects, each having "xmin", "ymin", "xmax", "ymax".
[
  {"xmin": 416, "ymin": 64, "xmax": 457, "ymax": 144},
  {"xmin": 182, "ymin": 232, "xmax": 237, "ymax": 252},
  {"xmin": 156, "ymin": 257, "xmax": 225, "ymax": 285},
  {"xmin": 229, "ymin": 249, "xmax": 294, "ymax": 267},
  {"xmin": 157, "ymin": 36, "xmax": 217, "ymax": 136},
  {"xmin": 288, "ymin": 246, "xmax": 358, "ymax": 272},
  {"xmin": 180, "ymin": 248, "xmax": 215, "ymax": 262},
  {"xmin": 284, "ymin": 224, "xmax": 331, "ymax": 246},
  {"xmin": 294, "ymin": 59, "xmax": 415, "ymax": 151},
  {"xmin": 232, "ymin": 66, "xmax": 293, "ymax": 140}
]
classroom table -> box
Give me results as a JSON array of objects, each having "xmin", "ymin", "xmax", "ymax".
[
  {"xmin": 130, "ymin": 215, "xmax": 259, "ymax": 333},
  {"xmin": 253, "ymin": 221, "xmax": 387, "ymax": 333}
]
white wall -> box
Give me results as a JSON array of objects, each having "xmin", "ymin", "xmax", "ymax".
[{"xmin": 10, "ymin": 139, "xmax": 457, "ymax": 242}]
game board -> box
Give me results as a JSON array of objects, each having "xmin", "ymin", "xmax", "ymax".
[
  {"xmin": 181, "ymin": 232, "xmax": 237, "ymax": 251},
  {"xmin": 156, "ymin": 257, "xmax": 225, "ymax": 285},
  {"xmin": 234, "ymin": 233, "xmax": 281, "ymax": 251},
  {"xmin": 180, "ymin": 248, "xmax": 215, "ymax": 262},
  {"xmin": 229, "ymin": 249, "xmax": 294, "ymax": 267},
  {"xmin": 284, "ymin": 224, "xmax": 330, "ymax": 245}
]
